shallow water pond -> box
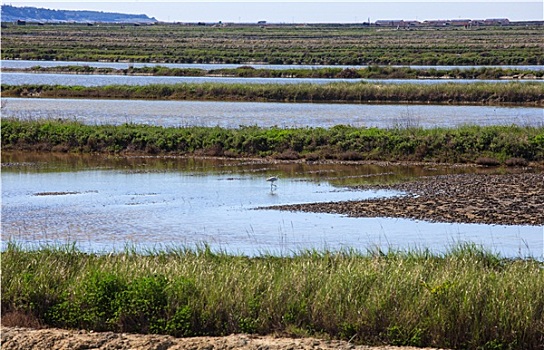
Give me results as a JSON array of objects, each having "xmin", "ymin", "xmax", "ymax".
[
  {"xmin": 2, "ymin": 153, "xmax": 541, "ymax": 258},
  {"xmin": 3, "ymin": 98, "xmax": 542, "ymax": 129}
]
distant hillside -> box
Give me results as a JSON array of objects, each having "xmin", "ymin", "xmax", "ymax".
[{"xmin": 0, "ymin": 5, "xmax": 157, "ymax": 23}]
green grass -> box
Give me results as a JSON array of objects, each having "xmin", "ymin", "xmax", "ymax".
[
  {"xmin": 3, "ymin": 118, "xmax": 544, "ymax": 164},
  {"xmin": 2, "ymin": 243, "xmax": 543, "ymax": 349},
  {"xmin": 2, "ymin": 81, "xmax": 543, "ymax": 105}
]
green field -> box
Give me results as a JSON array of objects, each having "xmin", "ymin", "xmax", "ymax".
[{"xmin": 1, "ymin": 23, "xmax": 543, "ymax": 65}]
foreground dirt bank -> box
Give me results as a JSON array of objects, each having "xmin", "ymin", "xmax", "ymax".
[
  {"xmin": 1, "ymin": 327, "xmax": 447, "ymax": 350},
  {"xmin": 266, "ymin": 173, "xmax": 544, "ymax": 226}
]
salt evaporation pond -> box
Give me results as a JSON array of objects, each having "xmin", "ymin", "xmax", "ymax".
[
  {"xmin": 3, "ymin": 98, "xmax": 542, "ymax": 129},
  {"xmin": 2, "ymin": 154, "xmax": 542, "ymax": 258}
]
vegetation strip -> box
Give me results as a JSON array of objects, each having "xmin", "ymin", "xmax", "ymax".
[
  {"xmin": 5, "ymin": 65, "xmax": 544, "ymax": 80},
  {"xmin": 2, "ymin": 81, "xmax": 543, "ymax": 105},
  {"xmin": 2, "ymin": 24, "xmax": 542, "ymax": 65},
  {"xmin": 2, "ymin": 244, "xmax": 543, "ymax": 349},
  {"xmin": 3, "ymin": 119, "xmax": 544, "ymax": 164},
  {"xmin": 265, "ymin": 173, "xmax": 544, "ymax": 226}
]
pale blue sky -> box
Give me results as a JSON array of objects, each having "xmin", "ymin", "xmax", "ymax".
[{"xmin": 2, "ymin": 1, "xmax": 543, "ymax": 22}]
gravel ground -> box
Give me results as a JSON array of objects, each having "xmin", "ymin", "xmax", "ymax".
[{"xmin": 0, "ymin": 327, "xmax": 448, "ymax": 350}]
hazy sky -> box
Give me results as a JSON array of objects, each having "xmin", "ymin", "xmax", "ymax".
[{"xmin": 3, "ymin": 1, "xmax": 543, "ymax": 23}]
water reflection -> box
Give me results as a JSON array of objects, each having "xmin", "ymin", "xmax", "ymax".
[{"xmin": 2, "ymin": 152, "xmax": 541, "ymax": 258}]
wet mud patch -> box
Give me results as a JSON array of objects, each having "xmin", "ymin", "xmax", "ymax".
[
  {"xmin": 33, "ymin": 191, "xmax": 81, "ymax": 196},
  {"xmin": 265, "ymin": 173, "xmax": 544, "ymax": 226},
  {"xmin": 33, "ymin": 190, "xmax": 98, "ymax": 196}
]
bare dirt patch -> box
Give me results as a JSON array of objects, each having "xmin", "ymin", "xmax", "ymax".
[{"xmin": 0, "ymin": 327, "xmax": 447, "ymax": 350}]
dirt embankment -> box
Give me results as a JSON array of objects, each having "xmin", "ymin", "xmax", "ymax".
[
  {"xmin": 266, "ymin": 173, "xmax": 544, "ymax": 226},
  {"xmin": 1, "ymin": 327, "xmax": 448, "ymax": 350}
]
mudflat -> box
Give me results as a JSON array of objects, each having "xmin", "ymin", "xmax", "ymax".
[{"xmin": 267, "ymin": 173, "xmax": 544, "ymax": 226}]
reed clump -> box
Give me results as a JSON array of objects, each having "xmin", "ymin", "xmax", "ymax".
[
  {"xmin": 3, "ymin": 118, "xmax": 544, "ymax": 164},
  {"xmin": 2, "ymin": 243, "xmax": 543, "ymax": 349}
]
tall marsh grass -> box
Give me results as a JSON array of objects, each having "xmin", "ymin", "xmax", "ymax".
[{"xmin": 2, "ymin": 243, "xmax": 543, "ymax": 349}]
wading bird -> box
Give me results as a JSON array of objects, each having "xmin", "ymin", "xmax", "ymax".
[{"xmin": 266, "ymin": 176, "xmax": 278, "ymax": 191}]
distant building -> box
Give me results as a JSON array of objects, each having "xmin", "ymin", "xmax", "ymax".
[
  {"xmin": 375, "ymin": 20, "xmax": 401, "ymax": 27},
  {"xmin": 375, "ymin": 20, "xmax": 420, "ymax": 27},
  {"xmin": 423, "ymin": 20, "xmax": 448, "ymax": 26},
  {"xmin": 382, "ymin": 18, "xmax": 513, "ymax": 28},
  {"xmin": 484, "ymin": 18, "xmax": 510, "ymax": 25},
  {"xmin": 449, "ymin": 19, "xmax": 472, "ymax": 28},
  {"xmin": 450, "ymin": 19, "xmax": 472, "ymax": 26}
]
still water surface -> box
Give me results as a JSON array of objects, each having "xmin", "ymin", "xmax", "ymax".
[
  {"xmin": 3, "ymin": 98, "xmax": 542, "ymax": 129},
  {"xmin": 2, "ymin": 154, "xmax": 541, "ymax": 258},
  {"xmin": 3, "ymin": 72, "xmax": 541, "ymax": 87}
]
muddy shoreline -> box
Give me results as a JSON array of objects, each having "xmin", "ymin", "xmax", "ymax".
[
  {"xmin": 264, "ymin": 172, "xmax": 544, "ymax": 226},
  {"xmin": 4, "ymin": 151, "xmax": 543, "ymax": 226}
]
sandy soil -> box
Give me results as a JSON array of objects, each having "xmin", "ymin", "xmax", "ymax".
[
  {"xmin": 1, "ymin": 327, "xmax": 448, "ymax": 350},
  {"xmin": 266, "ymin": 173, "xmax": 544, "ymax": 226}
]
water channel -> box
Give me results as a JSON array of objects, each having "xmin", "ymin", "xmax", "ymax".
[{"xmin": 2, "ymin": 153, "xmax": 541, "ymax": 258}]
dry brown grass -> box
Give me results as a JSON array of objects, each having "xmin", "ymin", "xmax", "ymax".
[{"xmin": 1, "ymin": 311, "xmax": 43, "ymax": 328}]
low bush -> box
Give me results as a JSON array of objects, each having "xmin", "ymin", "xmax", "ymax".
[
  {"xmin": 505, "ymin": 157, "xmax": 529, "ymax": 167},
  {"xmin": 475, "ymin": 157, "xmax": 501, "ymax": 166}
]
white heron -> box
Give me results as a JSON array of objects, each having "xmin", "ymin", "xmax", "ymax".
[{"xmin": 266, "ymin": 176, "xmax": 278, "ymax": 191}]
